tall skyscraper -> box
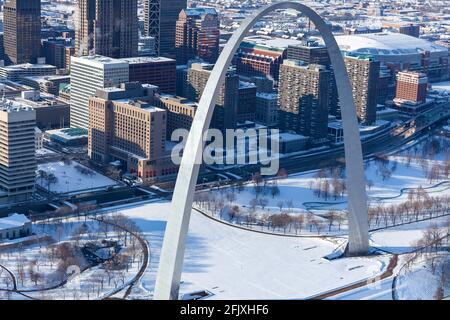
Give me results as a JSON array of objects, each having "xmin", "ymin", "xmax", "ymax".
[
  {"xmin": 278, "ymin": 60, "xmax": 330, "ymax": 143},
  {"xmin": 70, "ymin": 55, "xmax": 129, "ymax": 129},
  {"xmin": 3, "ymin": 0, "xmax": 41, "ymax": 65},
  {"xmin": 75, "ymin": 0, "xmax": 138, "ymax": 58},
  {"xmin": 0, "ymin": 99, "xmax": 36, "ymax": 202},
  {"xmin": 144, "ymin": 0, "xmax": 187, "ymax": 58},
  {"xmin": 175, "ymin": 8, "xmax": 220, "ymax": 64},
  {"xmin": 185, "ymin": 62, "xmax": 239, "ymax": 132},
  {"xmin": 344, "ymin": 54, "xmax": 380, "ymax": 125}
]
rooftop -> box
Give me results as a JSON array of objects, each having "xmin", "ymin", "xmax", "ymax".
[
  {"xmin": 0, "ymin": 97, "xmax": 34, "ymax": 113},
  {"xmin": 335, "ymin": 32, "xmax": 448, "ymax": 56},
  {"xmin": 1, "ymin": 63, "xmax": 57, "ymax": 71},
  {"xmin": 71, "ymin": 55, "xmax": 128, "ymax": 68},
  {"xmin": 183, "ymin": 7, "xmax": 218, "ymax": 17},
  {"xmin": 120, "ymin": 56, "xmax": 175, "ymax": 64},
  {"xmin": 0, "ymin": 214, "xmax": 31, "ymax": 231}
]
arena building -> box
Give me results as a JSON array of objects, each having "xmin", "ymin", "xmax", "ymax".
[{"xmin": 335, "ymin": 33, "xmax": 449, "ymax": 83}]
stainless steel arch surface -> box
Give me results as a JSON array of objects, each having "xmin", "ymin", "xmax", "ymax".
[{"xmin": 154, "ymin": 1, "xmax": 369, "ymax": 300}]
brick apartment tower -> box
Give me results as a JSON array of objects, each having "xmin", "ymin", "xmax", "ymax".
[
  {"xmin": 3, "ymin": 0, "xmax": 41, "ymax": 65},
  {"xmin": 75, "ymin": 0, "xmax": 138, "ymax": 58},
  {"xmin": 395, "ymin": 71, "xmax": 428, "ymax": 104}
]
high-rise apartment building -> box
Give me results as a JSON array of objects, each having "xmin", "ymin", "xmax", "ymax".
[
  {"xmin": 175, "ymin": 8, "xmax": 220, "ymax": 64},
  {"xmin": 121, "ymin": 57, "xmax": 177, "ymax": 94},
  {"xmin": 278, "ymin": 60, "xmax": 330, "ymax": 143},
  {"xmin": 344, "ymin": 54, "xmax": 380, "ymax": 125},
  {"xmin": 3, "ymin": 0, "xmax": 41, "ymax": 65},
  {"xmin": 144, "ymin": 0, "xmax": 187, "ymax": 58},
  {"xmin": 75, "ymin": 0, "xmax": 138, "ymax": 58},
  {"xmin": 395, "ymin": 71, "xmax": 428, "ymax": 104},
  {"xmin": 70, "ymin": 55, "xmax": 129, "ymax": 129},
  {"xmin": 89, "ymin": 82, "xmax": 176, "ymax": 179},
  {"xmin": 185, "ymin": 62, "xmax": 239, "ymax": 132},
  {"xmin": 0, "ymin": 99, "xmax": 36, "ymax": 202}
]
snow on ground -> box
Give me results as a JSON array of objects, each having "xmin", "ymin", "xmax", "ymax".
[
  {"xmin": 0, "ymin": 216, "xmax": 143, "ymax": 300},
  {"xmin": 206, "ymin": 136, "xmax": 450, "ymax": 218},
  {"xmin": 120, "ymin": 200, "xmax": 390, "ymax": 299},
  {"xmin": 396, "ymin": 255, "xmax": 450, "ymax": 300},
  {"xmin": 370, "ymin": 216, "xmax": 450, "ymax": 254},
  {"xmin": 37, "ymin": 161, "xmax": 118, "ymax": 194},
  {"xmin": 432, "ymin": 80, "xmax": 450, "ymax": 93}
]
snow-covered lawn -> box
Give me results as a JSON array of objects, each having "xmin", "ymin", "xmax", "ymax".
[
  {"xmin": 396, "ymin": 254, "xmax": 450, "ymax": 300},
  {"xmin": 370, "ymin": 216, "xmax": 450, "ymax": 254},
  {"xmin": 120, "ymin": 201, "xmax": 390, "ymax": 299},
  {"xmin": 37, "ymin": 161, "xmax": 118, "ymax": 194},
  {"xmin": 0, "ymin": 215, "xmax": 144, "ymax": 300},
  {"xmin": 195, "ymin": 136, "xmax": 450, "ymax": 236}
]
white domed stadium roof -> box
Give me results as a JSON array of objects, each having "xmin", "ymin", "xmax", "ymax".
[{"xmin": 335, "ymin": 33, "xmax": 447, "ymax": 56}]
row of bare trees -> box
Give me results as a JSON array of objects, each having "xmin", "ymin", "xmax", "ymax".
[{"xmin": 368, "ymin": 191, "xmax": 450, "ymax": 229}]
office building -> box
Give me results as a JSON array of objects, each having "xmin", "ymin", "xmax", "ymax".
[
  {"xmin": 237, "ymin": 81, "xmax": 257, "ymax": 123},
  {"xmin": 21, "ymin": 75, "xmax": 70, "ymax": 96},
  {"xmin": 287, "ymin": 42, "xmax": 330, "ymax": 66},
  {"xmin": 175, "ymin": 8, "xmax": 220, "ymax": 64},
  {"xmin": 12, "ymin": 90, "xmax": 70, "ymax": 130},
  {"xmin": 278, "ymin": 60, "xmax": 330, "ymax": 143},
  {"xmin": 256, "ymin": 92, "xmax": 278, "ymax": 127},
  {"xmin": 42, "ymin": 38, "xmax": 74, "ymax": 70},
  {"xmin": 156, "ymin": 94, "xmax": 197, "ymax": 139},
  {"xmin": 0, "ymin": 98, "xmax": 36, "ymax": 203},
  {"xmin": 75, "ymin": 0, "xmax": 138, "ymax": 58},
  {"xmin": 89, "ymin": 82, "xmax": 177, "ymax": 179},
  {"xmin": 144, "ymin": 0, "xmax": 187, "ymax": 58},
  {"xmin": 0, "ymin": 63, "xmax": 57, "ymax": 82},
  {"xmin": 70, "ymin": 55, "xmax": 129, "ymax": 129},
  {"xmin": 121, "ymin": 57, "xmax": 177, "ymax": 94},
  {"xmin": 3, "ymin": 0, "xmax": 41, "ymax": 65},
  {"xmin": 185, "ymin": 62, "xmax": 239, "ymax": 132}
]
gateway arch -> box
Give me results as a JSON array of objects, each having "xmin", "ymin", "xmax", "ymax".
[{"xmin": 154, "ymin": 1, "xmax": 369, "ymax": 300}]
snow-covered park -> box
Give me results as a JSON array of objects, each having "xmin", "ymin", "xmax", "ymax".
[
  {"xmin": 193, "ymin": 136, "xmax": 450, "ymax": 235},
  {"xmin": 37, "ymin": 161, "xmax": 118, "ymax": 194},
  {"xmin": 0, "ymin": 213, "xmax": 146, "ymax": 300}
]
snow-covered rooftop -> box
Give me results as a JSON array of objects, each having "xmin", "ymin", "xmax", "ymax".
[
  {"xmin": 335, "ymin": 33, "xmax": 448, "ymax": 56},
  {"xmin": 0, "ymin": 214, "xmax": 30, "ymax": 231}
]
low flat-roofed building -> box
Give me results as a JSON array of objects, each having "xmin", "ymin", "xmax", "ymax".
[
  {"xmin": 21, "ymin": 75, "xmax": 70, "ymax": 96},
  {"xmin": 275, "ymin": 133, "xmax": 309, "ymax": 154},
  {"xmin": 0, "ymin": 213, "xmax": 32, "ymax": 241},
  {"xmin": 0, "ymin": 63, "xmax": 57, "ymax": 82},
  {"xmin": 12, "ymin": 90, "xmax": 70, "ymax": 130},
  {"xmin": 45, "ymin": 127, "xmax": 88, "ymax": 146}
]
